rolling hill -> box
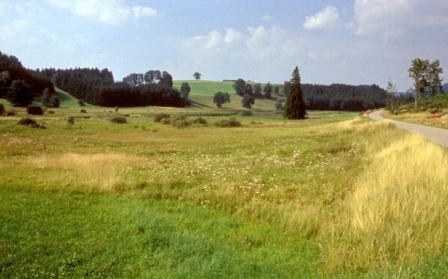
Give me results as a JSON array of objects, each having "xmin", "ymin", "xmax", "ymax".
[{"xmin": 172, "ymin": 80, "xmax": 280, "ymax": 110}]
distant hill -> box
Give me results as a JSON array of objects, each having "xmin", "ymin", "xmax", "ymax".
[{"xmin": 442, "ymin": 83, "xmax": 448, "ymax": 92}]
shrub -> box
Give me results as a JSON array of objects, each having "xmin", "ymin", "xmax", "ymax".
[
  {"xmin": 111, "ymin": 116, "xmax": 127, "ymax": 124},
  {"xmin": 26, "ymin": 105, "xmax": 43, "ymax": 115},
  {"xmin": 47, "ymin": 110, "xmax": 55, "ymax": 114},
  {"xmin": 18, "ymin": 117, "xmax": 44, "ymax": 128},
  {"xmin": 0, "ymin": 104, "xmax": 4, "ymax": 115},
  {"xmin": 174, "ymin": 120, "xmax": 191, "ymax": 128},
  {"xmin": 80, "ymin": 109, "xmax": 87, "ymax": 113},
  {"xmin": 18, "ymin": 117, "xmax": 37, "ymax": 126},
  {"xmin": 154, "ymin": 113, "xmax": 170, "ymax": 123},
  {"xmin": 6, "ymin": 110, "xmax": 15, "ymax": 116},
  {"xmin": 160, "ymin": 117, "xmax": 171, "ymax": 125},
  {"xmin": 215, "ymin": 117, "xmax": 241, "ymax": 127},
  {"xmin": 428, "ymin": 108, "xmax": 439, "ymax": 114},
  {"xmin": 67, "ymin": 116, "xmax": 75, "ymax": 125},
  {"xmin": 193, "ymin": 117, "xmax": 208, "ymax": 125}
]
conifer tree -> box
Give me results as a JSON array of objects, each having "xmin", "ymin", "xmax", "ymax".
[{"xmin": 284, "ymin": 66, "xmax": 306, "ymax": 119}]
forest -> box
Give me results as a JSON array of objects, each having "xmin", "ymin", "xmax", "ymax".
[
  {"xmin": 0, "ymin": 51, "xmax": 185, "ymax": 108},
  {"xmin": 301, "ymin": 83, "xmax": 386, "ymax": 111},
  {"xmin": 38, "ymin": 68, "xmax": 185, "ymax": 107},
  {"xmin": 0, "ymin": 51, "xmax": 54, "ymax": 98}
]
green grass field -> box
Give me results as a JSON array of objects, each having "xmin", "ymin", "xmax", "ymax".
[
  {"xmin": 1, "ymin": 89, "xmax": 448, "ymax": 277},
  {"xmin": 173, "ymin": 80, "xmax": 282, "ymax": 110}
]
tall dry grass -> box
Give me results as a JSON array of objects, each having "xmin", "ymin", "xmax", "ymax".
[
  {"xmin": 325, "ymin": 133, "xmax": 448, "ymax": 273},
  {"xmin": 29, "ymin": 153, "xmax": 149, "ymax": 192}
]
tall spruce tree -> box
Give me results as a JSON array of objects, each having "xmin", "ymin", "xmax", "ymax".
[{"xmin": 284, "ymin": 66, "xmax": 306, "ymax": 119}]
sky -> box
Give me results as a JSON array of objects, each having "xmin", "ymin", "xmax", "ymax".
[{"xmin": 1, "ymin": 0, "xmax": 448, "ymax": 91}]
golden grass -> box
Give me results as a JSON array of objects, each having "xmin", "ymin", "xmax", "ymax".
[
  {"xmin": 29, "ymin": 153, "xmax": 149, "ymax": 192},
  {"xmin": 325, "ymin": 133, "xmax": 448, "ymax": 272}
]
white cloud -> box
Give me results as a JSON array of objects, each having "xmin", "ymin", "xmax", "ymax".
[
  {"xmin": 303, "ymin": 6, "xmax": 339, "ymax": 30},
  {"xmin": 132, "ymin": 6, "xmax": 157, "ymax": 19},
  {"xmin": 353, "ymin": 0, "xmax": 448, "ymax": 36},
  {"xmin": 353, "ymin": 0, "xmax": 408, "ymax": 38},
  {"xmin": 180, "ymin": 25, "xmax": 304, "ymax": 82},
  {"xmin": 187, "ymin": 30, "xmax": 223, "ymax": 51},
  {"xmin": 224, "ymin": 28, "xmax": 242, "ymax": 44},
  {"xmin": 47, "ymin": 0, "xmax": 157, "ymax": 24}
]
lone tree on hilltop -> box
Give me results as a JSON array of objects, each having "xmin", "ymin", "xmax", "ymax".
[
  {"xmin": 193, "ymin": 72, "xmax": 201, "ymax": 81},
  {"xmin": 284, "ymin": 66, "xmax": 306, "ymax": 119}
]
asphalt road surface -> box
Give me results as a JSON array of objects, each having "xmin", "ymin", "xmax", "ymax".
[{"xmin": 369, "ymin": 110, "xmax": 448, "ymax": 148}]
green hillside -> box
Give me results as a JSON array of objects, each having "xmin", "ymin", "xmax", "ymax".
[{"xmin": 173, "ymin": 80, "xmax": 282, "ymax": 111}]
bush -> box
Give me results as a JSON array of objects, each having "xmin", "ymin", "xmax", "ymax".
[
  {"xmin": 428, "ymin": 108, "xmax": 439, "ymax": 114},
  {"xmin": 154, "ymin": 113, "xmax": 170, "ymax": 123},
  {"xmin": 193, "ymin": 117, "xmax": 208, "ymax": 125},
  {"xmin": 111, "ymin": 116, "xmax": 127, "ymax": 124},
  {"xmin": 215, "ymin": 117, "xmax": 241, "ymax": 127},
  {"xmin": 18, "ymin": 117, "xmax": 37, "ymax": 126},
  {"xmin": 48, "ymin": 110, "xmax": 55, "ymax": 114},
  {"xmin": 67, "ymin": 116, "xmax": 75, "ymax": 125},
  {"xmin": 0, "ymin": 104, "xmax": 4, "ymax": 115},
  {"xmin": 18, "ymin": 117, "xmax": 44, "ymax": 128},
  {"xmin": 6, "ymin": 110, "xmax": 15, "ymax": 116},
  {"xmin": 174, "ymin": 120, "xmax": 191, "ymax": 128},
  {"xmin": 26, "ymin": 105, "xmax": 43, "ymax": 115},
  {"xmin": 160, "ymin": 117, "xmax": 171, "ymax": 125},
  {"xmin": 80, "ymin": 109, "xmax": 87, "ymax": 113}
]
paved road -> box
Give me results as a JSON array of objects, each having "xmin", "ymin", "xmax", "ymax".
[{"xmin": 369, "ymin": 110, "xmax": 448, "ymax": 148}]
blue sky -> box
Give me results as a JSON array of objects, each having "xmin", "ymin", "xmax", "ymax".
[{"xmin": 1, "ymin": 0, "xmax": 447, "ymax": 91}]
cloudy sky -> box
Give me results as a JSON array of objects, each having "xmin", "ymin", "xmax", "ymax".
[{"xmin": 1, "ymin": 0, "xmax": 447, "ymax": 91}]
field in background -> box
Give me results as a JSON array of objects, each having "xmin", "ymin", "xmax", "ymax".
[
  {"xmin": 173, "ymin": 80, "xmax": 282, "ymax": 110},
  {"xmin": 1, "ymin": 101, "xmax": 448, "ymax": 277}
]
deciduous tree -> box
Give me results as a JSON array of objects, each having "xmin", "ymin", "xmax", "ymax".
[
  {"xmin": 214, "ymin": 91, "xmax": 230, "ymax": 108},
  {"xmin": 233, "ymin": 79, "xmax": 246, "ymax": 96},
  {"xmin": 242, "ymin": 93, "xmax": 254, "ymax": 109},
  {"xmin": 193, "ymin": 72, "xmax": 201, "ymax": 81},
  {"xmin": 180, "ymin": 82, "xmax": 191, "ymax": 100},
  {"xmin": 385, "ymin": 80, "xmax": 397, "ymax": 111},
  {"xmin": 253, "ymin": 83, "xmax": 262, "ymax": 97},
  {"xmin": 7, "ymin": 79, "xmax": 33, "ymax": 107},
  {"xmin": 264, "ymin": 82, "xmax": 273, "ymax": 98}
]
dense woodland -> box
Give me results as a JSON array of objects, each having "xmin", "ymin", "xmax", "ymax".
[
  {"xmin": 300, "ymin": 83, "xmax": 386, "ymax": 111},
  {"xmin": 0, "ymin": 51, "xmax": 185, "ymax": 107},
  {"xmin": 38, "ymin": 68, "xmax": 185, "ymax": 107},
  {"xmin": 0, "ymin": 51, "xmax": 54, "ymax": 106},
  {"xmin": 231, "ymin": 78, "xmax": 386, "ymax": 111}
]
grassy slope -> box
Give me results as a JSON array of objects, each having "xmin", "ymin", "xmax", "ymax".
[
  {"xmin": 173, "ymin": 80, "xmax": 282, "ymax": 111},
  {"xmin": 1, "ymin": 110, "xmax": 448, "ymax": 277}
]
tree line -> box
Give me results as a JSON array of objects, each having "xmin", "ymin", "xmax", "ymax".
[
  {"xmin": 39, "ymin": 68, "xmax": 185, "ymax": 107},
  {"xmin": 0, "ymin": 51, "xmax": 55, "ymax": 106},
  {"xmin": 0, "ymin": 51, "xmax": 186, "ymax": 108},
  {"xmin": 299, "ymin": 83, "xmax": 386, "ymax": 111},
  {"xmin": 225, "ymin": 78, "xmax": 385, "ymax": 111}
]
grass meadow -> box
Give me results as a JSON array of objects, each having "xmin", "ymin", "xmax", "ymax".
[{"xmin": 1, "ymin": 103, "xmax": 448, "ymax": 277}]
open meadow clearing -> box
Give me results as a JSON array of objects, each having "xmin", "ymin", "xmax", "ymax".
[{"xmin": 1, "ymin": 107, "xmax": 448, "ymax": 278}]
